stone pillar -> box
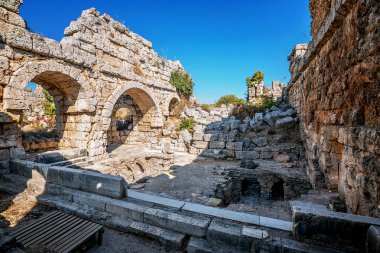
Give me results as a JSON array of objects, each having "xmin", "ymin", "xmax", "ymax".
[{"xmin": 247, "ymin": 80, "xmax": 264, "ymax": 103}]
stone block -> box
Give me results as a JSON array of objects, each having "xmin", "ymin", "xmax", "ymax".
[
  {"xmin": 144, "ymin": 208, "xmax": 210, "ymax": 237},
  {"xmin": 293, "ymin": 205, "xmax": 380, "ymax": 250},
  {"xmin": 128, "ymin": 221, "xmax": 186, "ymax": 249},
  {"xmin": 275, "ymin": 117, "xmax": 294, "ymax": 128},
  {"xmin": 235, "ymin": 151, "xmax": 259, "ymax": 160},
  {"xmin": 0, "ymin": 160, "xmax": 10, "ymax": 174},
  {"xmin": 226, "ymin": 142, "xmax": 243, "ymax": 151},
  {"xmin": 209, "ymin": 141, "xmax": 225, "ymax": 149},
  {"xmin": 207, "ymin": 219, "xmax": 243, "ymax": 248},
  {"xmin": 187, "ymin": 237, "xmax": 214, "ymax": 253},
  {"xmin": 192, "ymin": 141, "xmax": 209, "ymax": 149},
  {"xmin": 47, "ymin": 166, "xmax": 126, "ymax": 198},
  {"xmin": 106, "ymin": 199, "xmax": 150, "ymax": 221},
  {"xmin": 0, "ymin": 149, "xmax": 9, "ymax": 160},
  {"xmin": 366, "ymin": 225, "xmax": 380, "ymax": 253}
]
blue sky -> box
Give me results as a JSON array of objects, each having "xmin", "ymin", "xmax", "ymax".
[{"xmin": 21, "ymin": 0, "xmax": 311, "ymax": 103}]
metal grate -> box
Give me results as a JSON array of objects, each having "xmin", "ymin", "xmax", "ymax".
[{"xmin": 10, "ymin": 211, "xmax": 104, "ymax": 253}]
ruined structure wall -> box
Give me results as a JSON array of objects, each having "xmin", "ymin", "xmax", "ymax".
[
  {"xmin": 288, "ymin": 0, "xmax": 380, "ymax": 216},
  {"xmin": 0, "ymin": 1, "xmax": 183, "ymax": 159}
]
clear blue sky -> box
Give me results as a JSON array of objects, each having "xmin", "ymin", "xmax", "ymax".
[{"xmin": 21, "ymin": 0, "xmax": 311, "ymax": 104}]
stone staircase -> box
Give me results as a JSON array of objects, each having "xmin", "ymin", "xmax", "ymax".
[{"xmin": 1, "ymin": 156, "xmax": 377, "ymax": 252}]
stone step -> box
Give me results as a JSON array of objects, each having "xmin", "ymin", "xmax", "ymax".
[
  {"xmin": 46, "ymin": 183, "xmax": 210, "ymax": 237},
  {"xmin": 1, "ymin": 173, "xmax": 28, "ymax": 186},
  {"xmin": 206, "ymin": 219, "xmax": 268, "ymax": 252},
  {"xmin": 37, "ymin": 195, "xmax": 186, "ymax": 249},
  {"xmin": 143, "ymin": 207, "xmax": 211, "ymax": 237},
  {"xmin": 34, "ymin": 149, "xmax": 87, "ymax": 164},
  {"xmin": 187, "ymin": 237, "xmax": 248, "ymax": 253},
  {"xmin": 49, "ymin": 156, "xmax": 88, "ymax": 167}
]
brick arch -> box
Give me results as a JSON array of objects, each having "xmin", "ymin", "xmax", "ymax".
[
  {"xmin": 101, "ymin": 81, "xmax": 164, "ymax": 132},
  {"xmin": 163, "ymin": 94, "xmax": 181, "ymax": 116},
  {"xmin": 3, "ymin": 60, "xmax": 95, "ymax": 113}
]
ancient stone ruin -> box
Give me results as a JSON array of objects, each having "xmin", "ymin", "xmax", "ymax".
[{"xmin": 0, "ymin": 0, "xmax": 379, "ymax": 252}]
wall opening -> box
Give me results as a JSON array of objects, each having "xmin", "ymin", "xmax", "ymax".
[
  {"xmin": 271, "ymin": 180, "xmax": 285, "ymax": 201},
  {"xmin": 106, "ymin": 88, "xmax": 159, "ymax": 150},
  {"xmin": 240, "ymin": 178, "xmax": 261, "ymax": 204},
  {"xmin": 14, "ymin": 71, "xmax": 83, "ymax": 152}
]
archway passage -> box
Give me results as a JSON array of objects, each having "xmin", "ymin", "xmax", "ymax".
[
  {"xmin": 107, "ymin": 94, "xmax": 143, "ymax": 145},
  {"xmin": 271, "ymin": 180, "xmax": 285, "ymax": 201},
  {"xmin": 241, "ymin": 178, "xmax": 261, "ymax": 205},
  {"xmin": 7, "ymin": 70, "xmax": 90, "ymax": 152},
  {"xmin": 104, "ymin": 85, "xmax": 162, "ymax": 152}
]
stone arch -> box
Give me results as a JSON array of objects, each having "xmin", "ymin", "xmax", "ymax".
[
  {"xmin": 164, "ymin": 94, "xmax": 181, "ymax": 116},
  {"xmin": 101, "ymin": 81, "xmax": 163, "ymax": 132},
  {"xmin": 3, "ymin": 60, "xmax": 95, "ymax": 113},
  {"xmin": 3, "ymin": 60, "xmax": 96, "ymax": 150}
]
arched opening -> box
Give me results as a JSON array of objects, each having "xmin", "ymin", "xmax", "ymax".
[
  {"xmin": 7, "ymin": 71, "xmax": 86, "ymax": 153},
  {"xmin": 107, "ymin": 95, "xmax": 143, "ymax": 145},
  {"xmin": 105, "ymin": 85, "xmax": 162, "ymax": 152},
  {"xmin": 168, "ymin": 97, "xmax": 180, "ymax": 116},
  {"xmin": 271, "ymin": 180, "xmax": 285, "ymax": 201},
  {"xmin": 20, "ymin": 83, "xmax": 59, "ymax": 152},
  {"xmin": 241, "ymin": 178, "xmax": 261, "ymax": 204}
]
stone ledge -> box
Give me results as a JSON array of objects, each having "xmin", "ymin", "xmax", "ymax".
[
  {"xmin": 144, "ymin": 208, "xmax": 211, "ymax": 237},
  {"xmin": 293, "ymin": 205, "xmax": 380, "ymax": 250}
]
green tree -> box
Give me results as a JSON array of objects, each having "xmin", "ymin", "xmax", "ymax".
[
  {"xmin": 246, "ymin": 70, "xmax": 264, "ymax": 88},
  {"xmin": 170, "ymin": 70, "xmax": 194, "ymax": 99},
  {"xmin": 215, "ymin": 94, "xmax": 245, "ymax": 107},
  {"xmin": 43, "ymin": 89, "xmax": 56, "ymax": 117}
]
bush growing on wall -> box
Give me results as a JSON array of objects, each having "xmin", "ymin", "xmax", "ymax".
[
  {"xmin": 179, "ymin": 118, "xmax": 194, "ymax": 132},
  {"xmin": 246, "ymin": 70, "xmax": 264, "ymax": 88},
  {"xmin": 170, "ymin": 70, "xmax": 194, "ymax": 99},
  {"xmin": 215, "ymin": 95, "xmax": 245, "ymax": 107}
]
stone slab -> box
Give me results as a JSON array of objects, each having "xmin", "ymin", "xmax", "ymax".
[
  {"xmin": 47, "ymin": 166, "xmax": 126, "ymax": 198},
  {"xmin": 259, "ymin": 217, "xmax": 292, "ymax": 231},
  {"xmin": 207, "ymin": 219, "xmax": 245, "ymax": 249},
  {"xmin": 144, "ymin": 208, "xmax": 210, "ymax": 237},
  {"xmin": 128, "ymin": 221, "xmax": 186, "ymax": 249},
  {"xmin": 106, "ymin": 199, "xmax": 151, "ymax": 222},
  {"xmin": 187, "ymin": 237, "xmax": 214, "ymax": 253},
  {"xmin": 35, "ymin": 149, "xmax": 87, "ymax": 164},
  {"xmin": 127, "ymin": 190, "xmax": 185, "ymax": 209},
  {"xmin": 182, "ymin": 202, "xmax": 260, "ymax": 225}
]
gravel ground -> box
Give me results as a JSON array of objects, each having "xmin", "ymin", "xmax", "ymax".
[{"xmin": 88, "ymin": 228, "xmax": 183, "ymax": 253}]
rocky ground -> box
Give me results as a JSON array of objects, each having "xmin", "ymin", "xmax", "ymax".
[{"xmin": 127, "ymin": 153, "xmax": 337, "ymax": 221}]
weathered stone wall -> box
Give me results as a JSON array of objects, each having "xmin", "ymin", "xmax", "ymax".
[
  {"xmin": 0, "ymin": 1, "xmax": 183, "ymax": 159},
  {"xmin": 288, "ymin": 0, "xmax": 380, "ymax": 216},
  {"xmin": 248, "ymin": 80, "xmax": 286, "ymax": 104}
]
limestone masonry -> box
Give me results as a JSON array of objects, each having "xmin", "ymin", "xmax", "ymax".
[
  {"xmin": 288, "ymin": 0, "xmax": 380, "ymax": 217},
  {"xmin": 0, "ymin": 1, "xmax": 182, "ymax": 159}
]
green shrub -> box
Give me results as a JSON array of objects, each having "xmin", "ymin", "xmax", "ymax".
[
  {"xmin": 43, "ymin": 89, "xmax": 56, "ymax": 117},
  {"xmin": 261, "ymin": 95, "xmax": 279, "ymax": 110},
  {"xmin": 179, "ymin": 118, "xmax": 194, "ymax": 132},
  {"xmin": 201, "ymin": 104, "xmax": 212, "ymax": 113},
  {"xmin": 170, "ymin": 70, "xmax": 194, "ymax": 99},
  {"xmin": 215, "ymin": 95, "xmax": 245, "ymax": 107},
  {"xmin": 246, "ymin": 70, "xmax": 264, "ymax": 88}
]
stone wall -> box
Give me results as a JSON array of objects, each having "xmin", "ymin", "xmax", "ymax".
[
  {"xmin": 0, "ymin": 1, "xmax": 184, "ymax": 159},
  {"xmin": 288, "ymin": 0, "xmax": 380, "ymax": 216},
  {"xmin": 248, "ymin": 80, "xmax": 286, "ymax": 104}
]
